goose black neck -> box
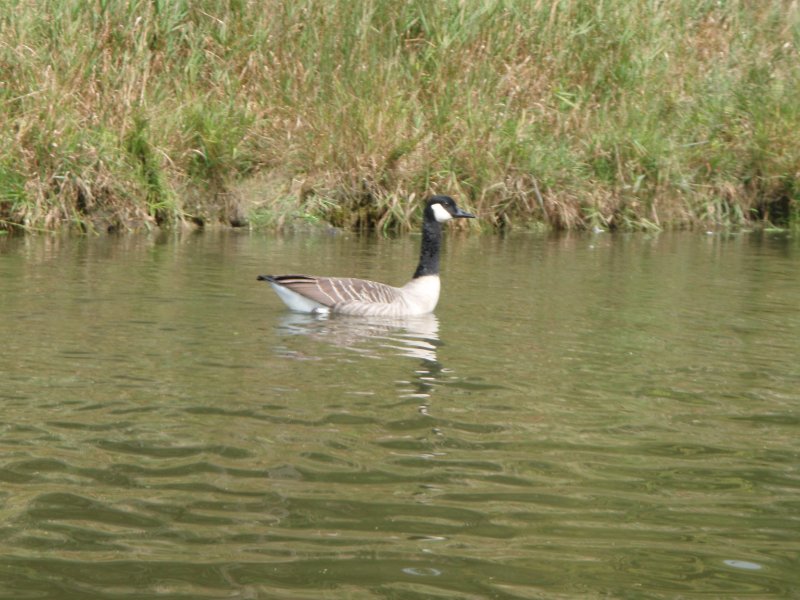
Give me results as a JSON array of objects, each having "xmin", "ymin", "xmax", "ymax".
[{"xmin": 413, "ymin": 216, "xmax": 442, "ymax": 278}]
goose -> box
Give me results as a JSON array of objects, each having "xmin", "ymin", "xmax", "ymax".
[{"xmin": 258, "ymin": 195, "xmax": 474, "ymax": 316}]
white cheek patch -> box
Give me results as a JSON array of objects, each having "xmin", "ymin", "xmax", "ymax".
[{"xmin": 431, "ymin": 203, "xmax": 453, "ymax": 223}]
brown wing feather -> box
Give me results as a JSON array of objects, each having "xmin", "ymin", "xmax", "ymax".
[{"xmin": 266, "ymin": 275, "xmax": 402, "ymax": 308}]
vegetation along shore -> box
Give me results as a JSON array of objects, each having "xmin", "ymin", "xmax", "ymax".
[{"xmin": 1, "ymin": 0, "xmax": 798, "ymax": 233}]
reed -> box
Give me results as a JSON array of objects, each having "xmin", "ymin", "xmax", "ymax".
[{"xmin": 1, "ymin": 0, "xmax": 798, "ymax": 232}]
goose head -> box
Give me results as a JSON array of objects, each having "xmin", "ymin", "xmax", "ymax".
[{"xmin": 426, "ymin": 195, "xmax": 475, "ymax": 223}]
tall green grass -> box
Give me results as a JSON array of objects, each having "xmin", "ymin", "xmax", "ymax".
[{"xmin": 1, "ymin": 0, "xmax": 798, "ymax": 232}]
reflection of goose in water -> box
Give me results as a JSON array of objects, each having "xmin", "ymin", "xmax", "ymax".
[
  {"xmin": 275, "ymin": 312, "xmax": 441, "ymax": 363},
  {"xmin": 274, "ymin": 313, "xmax": 504, "ymax": 409}
]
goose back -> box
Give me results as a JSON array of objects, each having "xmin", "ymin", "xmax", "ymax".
[{"xmin": 261, "ymin": 274, "xmax": 440, "ymax": 316}]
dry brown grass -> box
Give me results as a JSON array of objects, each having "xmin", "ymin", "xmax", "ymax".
[{"xmin": 1, "ymin": 0, "xmax": 798, "ymax": 232}]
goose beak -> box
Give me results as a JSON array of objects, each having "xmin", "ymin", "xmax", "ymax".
[{"xmin": 453, "ymin": 207, "xmax": 475, "ymax": 219}]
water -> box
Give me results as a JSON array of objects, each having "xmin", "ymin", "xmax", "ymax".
[{"xmin": 1, "ymin": 229, "xmax": 799, "ymax": 598}]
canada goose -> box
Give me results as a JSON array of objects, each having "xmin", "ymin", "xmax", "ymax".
[{"xmin": 258, "ymin": 195, "xmax": 474, "ymax": 316}]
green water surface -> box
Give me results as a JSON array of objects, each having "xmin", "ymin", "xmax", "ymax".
[{"xmin": 1, "ymin": 230, "xmax": 798, "ymax": 598}]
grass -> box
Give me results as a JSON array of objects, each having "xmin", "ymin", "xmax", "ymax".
[{"xmin": 1, "ymin": 0, "xmax": 798, "ymax": 232}]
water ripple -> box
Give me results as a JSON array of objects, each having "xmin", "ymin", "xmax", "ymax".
[{"xmin": 2, "ymin": 232, "xmax": 799, "ymax": 597}]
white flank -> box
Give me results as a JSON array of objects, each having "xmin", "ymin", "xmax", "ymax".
[{"xmin": 270, "ymin": 282, "xmax": 327, "ymax": 313}]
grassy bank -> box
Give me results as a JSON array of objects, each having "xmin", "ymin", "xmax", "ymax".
[{"xmin": 1, "ymin": 0, "xmax": 799, "ymax": 232}]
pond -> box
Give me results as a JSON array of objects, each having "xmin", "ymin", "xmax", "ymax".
[{"xmin": 1, "ymin": 228, "xmax": 799, "ymax": 598}]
